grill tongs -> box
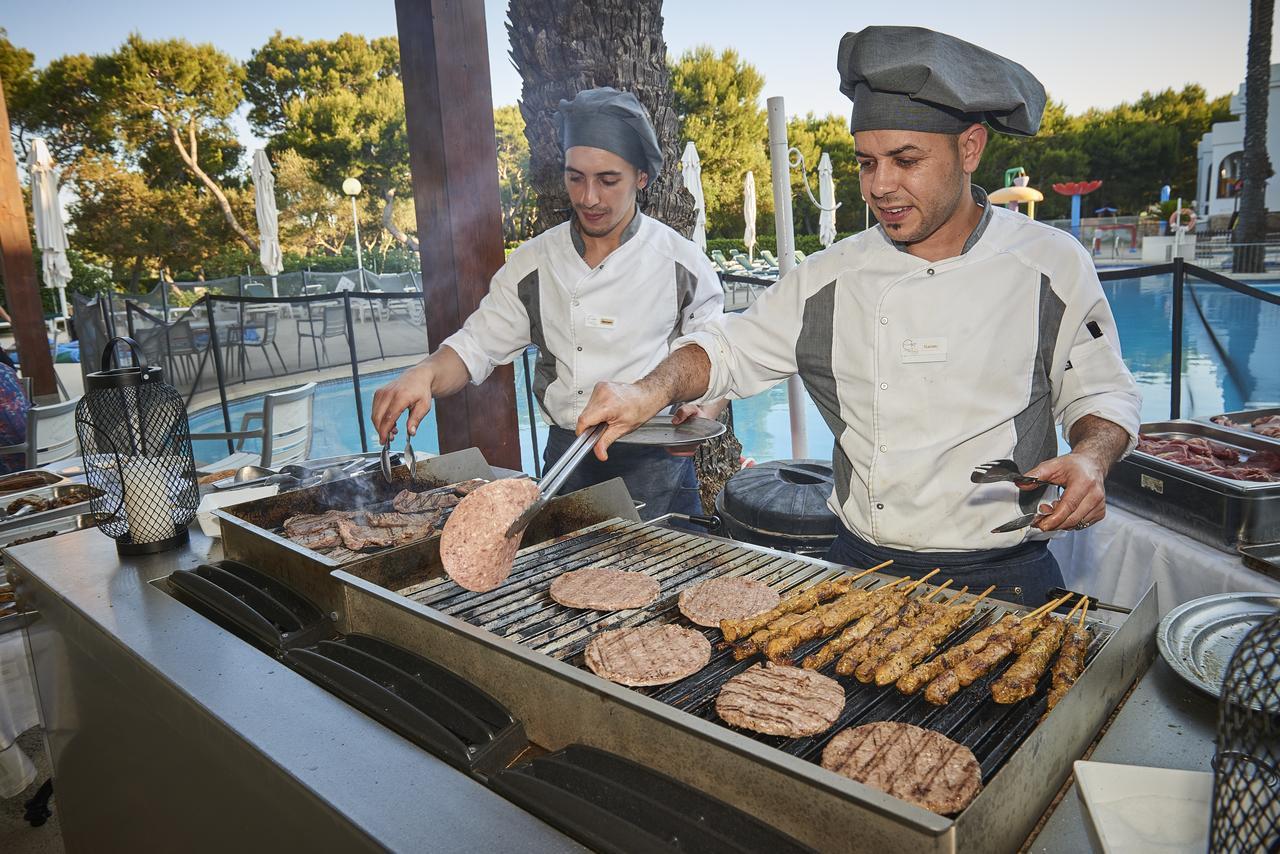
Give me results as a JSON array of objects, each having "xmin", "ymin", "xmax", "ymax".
[{"xmin": 505, "ymin": 423, "xmax": 607, "ymax": 538}]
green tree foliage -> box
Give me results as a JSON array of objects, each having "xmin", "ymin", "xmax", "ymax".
[
  {"xmin": 786, "ymin": 113, "xmax": 864, "ymax": 234},
  {"xmin": 670, "ymin": 47, "xmax": 770, "ymax": 236},
  {"xmin": 494, "ymin": 105, "xmax": 535, "ymax": 243}
]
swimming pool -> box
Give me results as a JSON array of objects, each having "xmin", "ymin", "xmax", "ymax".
[{"xmin": 188, "ymin": 275, "xmax": 1280, "ymax": 473}]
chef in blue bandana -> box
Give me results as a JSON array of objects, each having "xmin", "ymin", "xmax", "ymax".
[
  {"xmin": 578, "ymin": 28, "xmax": 1142, "ymax": 606},
  {"xmin": 373, "ymin": 87, "xmax": 725, "ymax": 519}
]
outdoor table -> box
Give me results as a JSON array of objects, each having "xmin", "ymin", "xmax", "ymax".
[{"xmin": 1050, "ymin": 504, "xmax": 1280, "ymax": 613}]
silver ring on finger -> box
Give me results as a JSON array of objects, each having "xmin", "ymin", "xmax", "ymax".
[{"xmin": 1072, "ymin": 520, "xmax": 1095, "ymax": 530}]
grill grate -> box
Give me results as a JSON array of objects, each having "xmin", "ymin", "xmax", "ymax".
[{"xmin": 410, "ymin": 520, "xmax": 1112, "ymax": 783}]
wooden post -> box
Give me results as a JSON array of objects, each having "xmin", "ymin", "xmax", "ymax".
[
  {"xmin": 395, "ymin": 0, "xmax": 521, "ymax": 470},
  {"xmin": 0, "ymin": 79, "xmax": 57, "ymax": 398}
]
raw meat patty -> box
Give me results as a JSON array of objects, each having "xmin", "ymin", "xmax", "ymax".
[
  {"xmin": 716, "ymin": 662, "xmax": 844, "ymax": 737},
  {"xmin": 550, "ymin": 567, "xmax": 660, "ymax": 610},
  {"xmin": 820, "ymin": 722, "xmax": 982, "ymax": 815},
  {"xmin": 678, "ymin": 577, "xmax": 781, "ymax": 627},
  {"xmin": 584, "ymin": 624, "xmax": 712, "ymax": 687},
  {"xmin": 439, "ymin": 477, "xmax": 540, "ymax": 592}
]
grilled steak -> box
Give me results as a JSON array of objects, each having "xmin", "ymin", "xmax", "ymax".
[
  {"xmin": 283, "ymin": 511, "xmax": 346, "ymax": 537},
  {"xmin": 289, "ymin": 527, "xmax": 342, "ymax": 551},
  {"xmin": 439, "ymin": 477, "xmax": 540, "ymax": 592},
  {"xmin": 583, "ymin": 624, "xmax": 711, "ymax": 686},
  {"xmin": 550, "ymin": 567, "xmax": 660, "ymax": 610},
  {"xmin": 678, "ymin": 577, "xmax": 780, "ymax": 628},
  {"xmin": 393, "ymin": 489, "xmax": 461, "ymax": 513},
  {"xmin": 716, "ymin": 663, "xmax": 844, "ymax": 737},
  {"xmin": 820, "ymin": 722, "xmax": 982, "ymax": 815}
]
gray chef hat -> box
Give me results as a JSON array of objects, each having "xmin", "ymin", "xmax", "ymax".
[
  {"xmin": 837, "ymin": 27, "xmax": 1046, "ymax": 137},
  {"xmin": 557, "ymin": 87, "xmax": 663, "ymax": 178}
]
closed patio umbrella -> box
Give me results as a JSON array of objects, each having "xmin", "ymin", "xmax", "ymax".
[
  {"xmin": 251, "ymin": 149, "xmax": 284, "ymax": 295},
  {"xmin": 26, "ymin": 139, "xmax": 71, "ymax": 321},
  {"xmin": 743, "ymin": 171, "xmax": 757, "ymax": 263},
  {"xmin": 679, "ymin": 142, "xmax": 707, "ymax": 250},
  {"xmin": 818, "ymin": 152, "xmax": 837, "ymax": 247}
]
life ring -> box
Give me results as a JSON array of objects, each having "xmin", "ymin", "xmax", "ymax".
[{"xmin": 1169, "ymin": 207, "xmax": 1197, "ymax": 231}]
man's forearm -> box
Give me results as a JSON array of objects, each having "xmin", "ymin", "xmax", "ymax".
[
  {"xmin": 1068, "ymin": 414, "xmax": 1130, "ymax": 474},
  {"xmin": 635, "ymin": 345, "xmax": 712, "ymax": 407}
]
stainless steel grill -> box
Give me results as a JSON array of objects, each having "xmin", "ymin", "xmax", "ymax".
[{"xmin": 408, "ymin": 518, "xmax": 1112, "ymax": 783}]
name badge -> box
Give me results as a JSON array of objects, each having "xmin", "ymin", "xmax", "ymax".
[
  {"xmin": 586, "ymin": 315, "xmax": 619, "ymax": 330},
  {"xmin": 901, "ymin": 337, "xmax": 948, "ymax": 363}
]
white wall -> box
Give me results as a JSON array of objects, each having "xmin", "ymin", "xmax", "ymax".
[{"xmin": 1196, "ymin": 64, "xmax": 1280, "ymax": 223}]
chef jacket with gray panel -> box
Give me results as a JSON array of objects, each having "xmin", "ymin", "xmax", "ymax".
[
  {"xmin": 443, "ymin": 211, "xmax": 724, "ymax": 428},
  {"xmin": 677, "ymin": 192, "xmax": 1142, "ymax": 553}
]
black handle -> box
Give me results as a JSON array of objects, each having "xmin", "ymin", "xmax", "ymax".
[
  {"xmin": 1045, "ymin": 586, "xmax": 1132, "ymax": 614},
  {"xmin": 100, "ymin": 336, "xmax": 148, "ymax": 371}
]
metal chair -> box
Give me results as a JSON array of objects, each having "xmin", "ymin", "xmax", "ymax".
[
  {"xmin": 0, "ymin": 395, "xmax": 81, "ymax": 469},
  {"xmin": 243, "ymin": 312, "xmax": 285, "ymax": 376},
  {"xmin": 191, "ymin": 382, "xmax": 317, "ymax": 472},
  {"xmin": 296, "ymin": 304, "xmax": 349, "ymax": 369}
]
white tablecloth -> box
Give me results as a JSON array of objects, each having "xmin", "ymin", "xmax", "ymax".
[
  {"xmin": 0, "ymin": 623, "xmax": 39, "ymax": 796},
  {"xmin": 1049, "ymin": 504, "xmax": 1280, "ymax": 616}
]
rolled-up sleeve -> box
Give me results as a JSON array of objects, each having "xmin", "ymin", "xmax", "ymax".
[
  {"xmin": 674, "ymin": 262, "xmax": 810, "ymax": 403},
  {"xmin": 439, "ymin": 263, "xmax": 532, "ymax": 385},
  {"xmin": 1051, "ymin": 263, "xmax": 1143, "ymax": 453}
]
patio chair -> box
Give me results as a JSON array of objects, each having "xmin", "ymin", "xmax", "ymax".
[
  {"xmin": 243, "ymin": 282, "xmax": 272, "ymax": 299},
  {"xmin": 191, "ymin": 382, "xmax": 317, "ymax": 472},
  {"xmin": 296, "ymin": 304, "xmax": 349, "ymax": 368},
  {"xmin": 243, "ymin": 312, "xmax": 286, "ymax": 376},
  {"xmin": 163, "ymin": 319, "xmax": 206, "ymax": 383},
  {"xmin": 794, "ymin": 250, "xmax": 807, "ymax": 264},
  {"xmin": 0, "ymin": 396, "xmax": 81, "ymax": 469},
  {"xmin": 760, "ymin": 250, "xmax": 780, "ymax": 268}
]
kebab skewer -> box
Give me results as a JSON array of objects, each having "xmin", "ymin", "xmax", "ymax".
[
  {"xmin": 990, "ymin": 611, "xmax": 1070, "ymax": 704},
  {"xmin": 853, "ymin": 584, "xmax": 972, "ymax": 683},
  {"xmin": 921, "ymin": 594, "xmax": 1073, "ymax": 706},
  {"xmin": 823, "ymin": 572, "xmax": 938, "ymax": 675},
  {"xmin": 1046, "ymin": 598, "xmax": 1093, "ymax": 710},
  {"xmin": 762, "ymin": 573, "xmax": 928, "ymax": 663},
  {"xmin": 720, "ymin": 562, "xmax": 888, "ymax": 643},
  {"xmin": 872, "ymin": 586, "xmax": 995, "ymax": 687}
]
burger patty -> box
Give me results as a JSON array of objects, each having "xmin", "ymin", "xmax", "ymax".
[
  {"xmin": 584, "ymin": 624, "xmax": 712, "ymax": 686},
  {"xmin": 678, "ymin": 577, "xmax": 781, "ymax": 628},
  {"xmin": 716, "ymin": 663, "xmax": 845, "ymax": 737},
  {"xmin": 550, "ymin": 567, "xmax": 660, "ymax": 610},
  {"xmin": 439, "ymin": 477, "xmax": 540, "ymax": 592},
  {"xmin": 820, "ymin": 722, "xmax": 983, "ymax": 815}
]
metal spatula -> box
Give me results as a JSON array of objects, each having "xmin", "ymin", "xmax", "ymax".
[{"xmin": 505, "ymin": 423, "xmax": 606, "ymax": 537}]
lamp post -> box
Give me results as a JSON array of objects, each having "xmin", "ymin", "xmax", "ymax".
[{"xmin": 342, "ymin": 177, "xmax": 364, "ymax": 288}]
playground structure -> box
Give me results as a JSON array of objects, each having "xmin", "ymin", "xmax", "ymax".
[
  {"xmin": 1052, "ymin": 179, "xmax": 1104, "ymax": 239},
  {"xmin": 989, "ymin": 167, "xmax": 1044, "ymax": 218}
]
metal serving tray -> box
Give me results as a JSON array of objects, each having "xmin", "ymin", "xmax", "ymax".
[
  {"xmin": 214, "ymin": 448, "xmax": 641, "ymax": 616},
  {"xmin": 1156, "ymin": 592, "xmax": 1280, "ymax": 701},
  {"xmin": 0, "ymin": 469, "xmax": 67, "ymax": 495},
  {"xmin": 329, "ymin": 530, "xmax": 1156, "ymax": 854},
  {"xmin": 1107, "ymin": 420, "xmax": 1280, "ymax": 551},
  {"xmin": 0, "ymin": 484, "xmax": 103, "ymax": 535},
  {"xmin": 0, "ymin": 512, "xmax": 106, "ymax": 550},
  {"xmin": 1196, "ymin": 406, "xmax": 1280, "ymax": 440}
]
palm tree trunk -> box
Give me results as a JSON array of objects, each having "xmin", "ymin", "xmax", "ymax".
[
  {"xmin": 507, "ymin": 0, "xmax": 694, "ymax": 235},
  {"xmin": 1232, "ymin": 0, "xmax": 1274, "ymax": 274}
]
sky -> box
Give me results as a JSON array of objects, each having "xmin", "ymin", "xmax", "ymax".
[{"xmin": 3, "ymin": 0, "xmax": 1274, "ymax": 150}]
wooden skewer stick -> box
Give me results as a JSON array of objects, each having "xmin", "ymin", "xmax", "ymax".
[
  {"xmin": 941, "ymin": 585, "xmax": 970, "ymax": 606},
  {"xmin": 843, "ymin": 561, "xmax": 891, "ymax": 586},
  {"xmin": 1062, "ymin": 594, "xmax": 1088, "ymax": 621},
  {"xmin": 1020, "ymin": 592, "xmax": 1074, "ymax": 623},
  {"xmin": 924, "ymin": 580, "xmax": 954, "ymax": 602},
  {"xmin": 874, "ymin": 575, "xmax": 911, "ymax": 592},
  {"xmin": 1079, "ymin": 597, "xmax": 1090, "ymax": 629},
  {"xmin": 903, "ymin": 568, "xmax": 941, "ymax": 594},
  {"xmin": 966, "ymin": 585, "xmax": 996, "ymax": 608}
]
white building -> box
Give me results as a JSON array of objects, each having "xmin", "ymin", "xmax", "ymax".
[{"xmin": 1196, "ymin": 64, "xmax": 1280, "ymax": 227}]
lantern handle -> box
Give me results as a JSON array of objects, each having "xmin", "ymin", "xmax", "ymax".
[{"xmin": 100, "ymin": 337, "xmax": 149, "ymax": 371}]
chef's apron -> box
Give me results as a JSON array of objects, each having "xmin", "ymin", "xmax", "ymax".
[
  {"xmin": 824, "ymin": 526, "xmax": 1064, "ymax": 608},
  {"xmin": 542, "ymin": 426, "xmax": 702, "ymax": 521}
]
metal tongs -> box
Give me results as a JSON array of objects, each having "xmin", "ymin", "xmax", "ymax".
[
  {"xmin": 505, "ymin": 423, "xmax": 607, "ymax": 538},
  {"xmin": 379, "ymin": 431, "xmax": 419, "ymax": 484}
]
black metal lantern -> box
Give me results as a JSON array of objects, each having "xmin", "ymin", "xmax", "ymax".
[{"xmin": 75, "ymin": 337, "xmax": 199, "ymax": 555}]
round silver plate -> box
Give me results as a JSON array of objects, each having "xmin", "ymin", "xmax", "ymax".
[
  {"xmin": 1156, "ymin": 592, "xmax": 1280, "ymax": 701},
  {"xmin": 615, "ymin": 415, "xmax": 727, "ymax": 448}
]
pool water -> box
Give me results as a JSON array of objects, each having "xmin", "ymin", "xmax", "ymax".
[{"xmin": 189, "ymin": 275, "xmax": 1280, "ymax": 474}]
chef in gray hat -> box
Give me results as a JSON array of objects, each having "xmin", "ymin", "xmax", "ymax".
[
  {"xmin": 372, "ymin": 87, "xmax": 725, "ymax": 520},
  {"xmin": 578, "ymin": 29, "xmax": 1141, "ymax": 605}
]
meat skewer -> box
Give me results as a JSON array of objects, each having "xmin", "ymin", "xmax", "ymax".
[
  {"xmin": 763, "ymin": 573, "xmax": 927, "ymax": 663},
  {"xmin": 829, "ymin": 573, "xmax": 941, "ymax": 676},
  {"xmin": 873, "ymin": 586, "xmax": 996, "ymax": 687},
  {"xmin": 1046, "ymin": 598, "xmax": 1093, "ymax": 711},
  {"xmin": 803, "ymin": 587, "xmax": 916, "ymax": 671},
  {"xmin": 853, "ymin": 583, "xmax": 970, "ymax": 683},
  {"xmin": 720, "ymin": 561, "xmax": 889, "ymax": 643},
  {"xmin": 990, "ymin": 616, "xmax": 1068, "ymax": 704},
  {"xmin": 920, "ymin": 593, "xmax": 1073, "ymax": 705},
  {"xmin": 736, "ymin": 575, "xmax": 903, "ymax": 661}
]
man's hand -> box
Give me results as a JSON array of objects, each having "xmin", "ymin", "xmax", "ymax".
[
  {"xmin": 667, "ymin": 399, "xmax": 729, "ymax": 457},
  {"xmin": 1022, "ymin": 452, "xmax": 1108, "ymax": 531},
  {"xmin": 371, "ymin": 361, "xmax": 436, "ymax": 445},
  {"xmin": 577, "ymin": 381, "xmax": 668, "ymax": 461}
]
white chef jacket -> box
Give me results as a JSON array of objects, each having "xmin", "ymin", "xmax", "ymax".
[
  {"xmin": 443, "ymin": 210, "xmax": 724, "ymax": 429},
  {"xmin": 678, "ymin": 191, "xmax": 1142, "ymax": 552}
]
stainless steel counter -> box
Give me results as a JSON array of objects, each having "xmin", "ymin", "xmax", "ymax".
[{"xmin": 5, "ymin": 526, "xmax": 583, "ymax": 854}]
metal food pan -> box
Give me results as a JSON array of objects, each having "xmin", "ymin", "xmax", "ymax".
[
  {"xmin": 0, "ymin": 513, "xmax": 107, "ymax": 551},
  {"xmin": 1196, "ymin": 407, "xmax": 1280, "ymax": 446},
  {"xmin": 1134, "ymin": 420, "xmax": 1280, "ymax": 489},
  {"xmin": 0, "ymin": 470, "xmax": 67, "ymax": 495},
  {"xmin": 0, "ymin": 484, "xmax": 104, "ymax": 534}
]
